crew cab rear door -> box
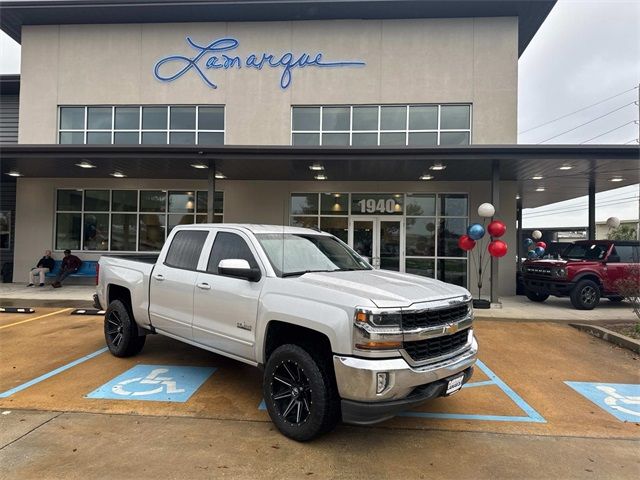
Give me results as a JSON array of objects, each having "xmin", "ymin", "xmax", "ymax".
[
  {"xmin": 192, "ymin": 229, "xmax": 265, "ymax": 361},
  {"xmin": 603, "ymin": 244, "xmax": 638, "ymax": 293},
  {"xmin": 149, "ymin": 229, "xmax": 211, "ymax": 340}
]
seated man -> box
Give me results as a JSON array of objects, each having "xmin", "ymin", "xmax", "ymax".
[
  {"xmin": 52, "ymin": 250, "xmax": 82, "ymax": 288},
  {"xmin": 28, "ymin": 249, "xmax": 55, "ymax": 287}
]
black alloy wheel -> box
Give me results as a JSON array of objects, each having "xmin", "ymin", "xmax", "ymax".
[
  {"xmin": 104, "ymin": 299, "xmax": 146, "ymax": 357},
  {"xmin": 570, "ymin": 279, "xmax": 601, "ymax": 310},
  {"xmin": 270, "ymin": 359, "xmax": 312, "ymax": 426}
]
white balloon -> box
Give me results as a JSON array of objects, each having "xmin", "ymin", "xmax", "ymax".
[
  {"xmin": 606, "ymin": 217, "xmax": 621, "ymax": 229},
  {"xmin": 477, "ymin": 203, "xmax": 495, "ymax": 218},
  {"xmin": 532, "ymin": 230, "xmax": 542, "ymax": 240}
]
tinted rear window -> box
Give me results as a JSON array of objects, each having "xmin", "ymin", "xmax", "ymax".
[{"xmin": 165, "ymin": 230, "xmax": 208, "ymax": 270}]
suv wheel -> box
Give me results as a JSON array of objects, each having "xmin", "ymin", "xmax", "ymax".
[
  {"xmin": 525, "ymin": 290, "xmax": 549, "ymax": 303},
  {"xmin": 263, "ymin": 344, "xmax": 340, "ymax": 442},
  {"xmin": 570, "ymin": 279, "xmax": 600, "ymax": 310},
  {"xmin": 104, "ymin": 300, "xmax": 146, "ymax": 357}
]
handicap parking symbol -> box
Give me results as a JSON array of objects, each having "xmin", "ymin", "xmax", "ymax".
[
  {"xmin": 565, "ymin": 381, "xmax": 640, "ymax": 422},
  {"xmin": 86, "ymin": 365, "xmax": 216, "ymax": 403}
]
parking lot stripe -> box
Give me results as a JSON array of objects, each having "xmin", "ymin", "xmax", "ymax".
[
  {"xmin": 0, "ymin": 347, "xmax": 109, "ymax": 398},
  {"xmin": 0, "ymin": 308, "xmax": 72, "ymax": 330}
]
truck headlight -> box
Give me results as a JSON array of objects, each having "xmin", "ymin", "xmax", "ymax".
[
  {"xmin": 353, "ymin": 307, "xmax": 402, "ymax": 351},
  {"xmin": 554, "ymin": 268, "xmax": 567, "ymax": 277}
]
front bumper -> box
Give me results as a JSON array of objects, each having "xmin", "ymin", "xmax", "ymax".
[
  {"xmin": 523, "ymin": 277, "xmax": 574, "ymax": 296},
  {"xmin": 333, "ymin": 332, "xmax": 478, "ymax": 424}
]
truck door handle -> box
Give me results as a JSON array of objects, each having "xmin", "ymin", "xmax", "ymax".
[
  {"xmin": 197, "ymin": 282, "xmax": 211, "ymax": 290},
  {"xmin": 153, "ymin": 274, "xmax": 165, "ymax": 281}
]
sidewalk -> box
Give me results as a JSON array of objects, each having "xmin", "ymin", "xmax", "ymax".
[{"xmin": 0, "ymin": 283, "xmax": 95, "ymax": 305}]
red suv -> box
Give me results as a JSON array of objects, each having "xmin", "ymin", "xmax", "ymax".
[{"xmin": 522, "ymin": 240, "xmax": 640, "ymax": 310}]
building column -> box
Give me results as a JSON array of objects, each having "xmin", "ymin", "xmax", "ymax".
[
  {"xmin": 516, "ymin": 194, "xmax": 523, "ymax": 272},
  {"xmin": 588, "ymin": 171, "xmax": 596, "ymax": 240},
  {"xmin": 490, "ymin": 159, "xmax": 500, "ymax": 304},
  {"xmin": 207, "ymin": 161, "xmax": 216, "ymax": 223}
]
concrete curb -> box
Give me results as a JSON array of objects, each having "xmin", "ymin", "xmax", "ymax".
[{"xmin": 570, "ymin": 323, "xmax": 640, "ymax": 353}]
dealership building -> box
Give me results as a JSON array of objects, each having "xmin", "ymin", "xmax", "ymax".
[{"xmin": 1, "ymin": 0, "xmax": 638, "ymax": 300}]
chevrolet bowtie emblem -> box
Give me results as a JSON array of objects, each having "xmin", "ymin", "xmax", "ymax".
[{"xmin": 445, "ymin": 323, "xmax": 459, "ymax": 334}]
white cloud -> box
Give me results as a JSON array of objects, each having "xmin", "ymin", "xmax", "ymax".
[{"xmin": 0, "ymin": 32, "xmax": 20, "ymax": 73}]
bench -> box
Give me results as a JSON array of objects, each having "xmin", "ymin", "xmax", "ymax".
[{"xmin": 45, "ymin": 260, "xmax": 98, "ymax": 279}]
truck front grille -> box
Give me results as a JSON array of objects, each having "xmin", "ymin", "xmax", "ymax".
[
  {"xmin": 403, "ymin": 329, "xmax": 470, "ymax": 362},
  {"xmin": 401, "ymin": 304, "xmax": 469, "ymax": 330},
  {"xmin": 525, "ymin": 266, "xmax": 552, "ymax": 276}
]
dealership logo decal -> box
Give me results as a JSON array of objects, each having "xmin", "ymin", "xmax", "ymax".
[{"xmin": 154, "ymin": 37, "xmax": 366, "ymax": 90}]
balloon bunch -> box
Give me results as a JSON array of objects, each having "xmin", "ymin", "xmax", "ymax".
[
  {"xmin": 523, "ymin": 230, "xmax": 546, "ymax": 259},
  {"xmin": 456, "ymin": 203, "xmax": 509, "ymax": 302}
]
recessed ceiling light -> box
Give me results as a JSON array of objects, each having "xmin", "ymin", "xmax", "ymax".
[
  {"xmin": 6, "ymin": 171, "xmax": 21, "ymax": 177},
  {"xmin": 532, "ymin": 175, "xmax": 543, "ymax": 180},
  {"xmin": 309, "ymin": 163, "xmax": 324, "ymax": 171},
  {"xmin": 535, "ymin": 187, "xmax": 546, "ymax": 192},
  {"xmin": 75, "ymin": 161, "xmax": 96, "ymax": 169},
  {"xmin": 429, "ymin": 163, "xmax": 446, "ymax": 171},
  {"xmin": 610, "ymin": 177, "xmax": 624, "ymax": 182},
  {"xmin": 558, "ymin": 165, "xmax": 573, "ymax": 170},
  {"xmin": 110, "ymin": 172, "xmax": 126, "ymax": 178},
  {"xmin": 214, "ymin": 172, "xmax": 226, "ymax": 179},
  {"xmin": 314, "ymin": 174, "xmax": 327, "ymax": 180},
  {"xmin": 191, "ymin": 163, "xmax": 208, "ymax": 169},
  {"xmin": 516, "ymin": 194, "xmax": 521, "ymax": 200},
  {"xmin": 419, "ymin": 174, "xmax": 434, "ymax": 180}
]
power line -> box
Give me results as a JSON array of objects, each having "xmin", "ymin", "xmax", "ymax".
[
  {"xmin": 580, "ymin": 120, "xmax": 638, "ymax": 144},
  {"xmin": 519, "ymin": 85, "xmax": 639, "ymax": 135},
  {"xmin": 536, "ymin": 102, "xmax": 637, "ymax": 144}
]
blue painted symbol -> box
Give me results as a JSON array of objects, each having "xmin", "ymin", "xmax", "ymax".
[
  {"xmin": 565, "ymin": 382, "xmax": 640, "ymax": 422},
  {"xmin": 86, "ymin": 365, "xmax": 216, "ymax": 403},
  {"xmin": 258, "ymin": 360, "xmax": 546, "ymax": 423}
]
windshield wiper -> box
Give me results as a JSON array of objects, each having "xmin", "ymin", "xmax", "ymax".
[{"xmin": 281, "ymin": 269, "xmax": 335, "ymax": 278}]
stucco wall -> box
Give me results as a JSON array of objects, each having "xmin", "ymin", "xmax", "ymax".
[
  {"xmin": 13, "ymin": 178, "xmax": 517, "ymax": 296},
  {"xmin": 18, "ymin": 17, "xmax": 518, "ymax": 144}
]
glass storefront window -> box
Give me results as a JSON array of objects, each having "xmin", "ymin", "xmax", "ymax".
[
  {"xmin": 352, "ymin": 107, "xmax": 378, "ymax": 130},
  {"xmin": 83, "ymin": 213, "xmax": 109, "ymax": 251},
  {"xmin": 380, "ymin": 106, "xmax": 406, "ymax": 130},
  {"xmin": 406, "ymin": 218, "xmax": 436, "ymax": 257},
  {"xmin": 168, "ymin": 191, "xmax": 195, "ymax": 213},
  {"xmin": 406, "ymin": 258, "xmax": 435, "ymax": 278},
  {"xmin": 87, "ymin": 107, "xmax": 112, "ymax": 129},
  {"xmin": 112, "ymin": 191, "xmax": 138, "ymax": 212},
  {"xmin": 351, "ymin": 194, "xmax": 403, "ymax": 215},
  {"xmin": 57, "ymin": 190, "xmax": 83, "ymax": 211},
  {"xmin": 320, "ymin": 217, "xmax": 348, "ymax": 243},
  {"xmin": 87, "ymin": 132, "xmax": 111, "ymax": 144},
  {"xmin": 111, "ymin": 214, "xmax": 137, "ymax": 251},
  {"xmin": 439, "ymin": 218, "xmax": 466, "ymax": 257},
  {"xmin": 115, "ymin": 107, "xmax": 139, "ymax": 130},
  {"xmin": 55, "ymin": 213, "xmax": 81, "ymax": 250},
  {"xmin": 60, "ymin": 107, "xmax": 85, "ymax": 130},
  {"xmin": 140, "ymin": 191, "xmax": 166, "ymax": 212},
  {"xmin": 322, "ymin": 107, "xmax": 350, "ymax": 131},
  {"xmin": 290, "ymin": 216, "xmax": 319, "ymax": 229},
  {"xmin": 139, "ymin": 214, "xmax": 166, "ymax": 251},
  {"xmin": 438, "ymin": 259, "xmax": 467, "ymax": 287},
  {"xmin": 292, "ymin": 107, "xmax": 320, "ymax": 131},
  {"xmin": 440, "ymin": 105, "xmax": 470, "ymax": 130},
  {"xmin": 198, "ymin": 107, "xmax": 224, "ymax": 130},
  {"xmin": 168, "ymin": 214, "xmax": 195, "ymax": 234},
  {"xmin": 291, "ymin": 193, "xmax": 319, "ymax": 215},
  {"xmin": 170, "ymin": 107, "xmax": 196, "ymax": 130},
  {"xmin": 408, "ymin": 106, "xmax": 438, "ymax": 130},
  {"xmin": 84, "ymin": 190, "xmax": 109, "ymax": 212},
  {"xmin": 292, "ymin": 133, "xmax": 320, "ymax": 146},
  {"xmin": 406, "ymin": 194, "xmax": 436, "ymax": 217},
  {"xmin": 440, "ymin": 194, "xmax": 468, "ymax": 217},
  {"xmin": 322, "ymin": 133, "xmax": 349, "ymax": 146},
  {"xmin": 320, "ymin": 193, "xmax": 348, "ymax": 215}
]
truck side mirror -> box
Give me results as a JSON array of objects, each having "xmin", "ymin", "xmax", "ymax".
[
  {"xmin": 218, "ymin": 259, "xmax": 261, "ymax": 282},
  {"xmin": 606, "ymin": 254, "xmax": 620, "ymax": 263}
]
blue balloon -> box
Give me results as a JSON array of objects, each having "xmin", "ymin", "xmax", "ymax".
[
  {"xmin": 534, "ymin": 246, "xmax": 545, "ymax": 257},
  {"xmin": 523, "ymin": 238, "xmax": 534, "ymax": 247},
  {"xmin": 467, "ymin": 223, "xmax": 485, "ymax": 240},
  {"xmin": 527, "ymin": 250, "xmax": 538, "ymax": 259}
]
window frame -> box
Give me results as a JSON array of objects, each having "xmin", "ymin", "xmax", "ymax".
[
  {"xmin": 58, "ymin": 105, "xmax": 226, "ymax": 145},
  {"xmin": 291, "ymin": 104, "xmax": 472, "ymax": 146},
  {"xmin": 53, "ymin": 188, "xmax": 224, "ymax": 253}
]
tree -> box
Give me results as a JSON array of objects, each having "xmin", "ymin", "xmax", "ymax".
[
  {"xmin": 607, "ymin": 224, "xmax": 638, "ymax": 241},
  {"xmin": 615, "ymin": 263, "xmax": 640, "ymax": 321}
]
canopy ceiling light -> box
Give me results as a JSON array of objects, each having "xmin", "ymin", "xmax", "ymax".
[
  {"xmin": 309, "ymin": 163, "xmax": 324, "ymax": 171},
  {"xmin": 429, "ymin": 163, "xmax": 446, "ymax": 171},
  {"xmin": 558, "ymin": 164, "xmax": 573, "ymax": 170},
  {"xmin": 419, "ymin": 174, "xmax": 434, "ymax": 180},
  {"xmin": 6, "ymin": 171, "xmax": 21, "ymax": 177},
  {"xmin": 190, "ymin": 163, "xmax": 208, "ymax": 169},
  {"xmin": 110, "ymin": 172, "xmax": 126, "ymax": 178},
  {"xmin": 75, "ymin": 161, "xmax": 96, "ymax": 169},
  {"xmin": 535, "ymin": 187, "xmax": 546, "ymax": 192},
  {"xmin": 531, "ymin": 175, "xmax": 543, "ymax": 180},
  {"xmin": 214, "ymin": 172, "xmax": 227, "ymax": 179},
  {"xmin": 610, "ymin": 177, "xmax": 624, "ymax": 182},
  {"xmin": 314, "ymin": 174, "xmax": 327, "ymax": 180}
]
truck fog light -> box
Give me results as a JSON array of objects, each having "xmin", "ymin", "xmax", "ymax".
[{"xmin": 376, "ymin": 372, "xmax": 389, "ymax": 394}]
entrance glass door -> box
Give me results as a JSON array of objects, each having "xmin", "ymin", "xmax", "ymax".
[{"xmin": 349, "ymin": 217, "xmax": 403, "ymax": 271}]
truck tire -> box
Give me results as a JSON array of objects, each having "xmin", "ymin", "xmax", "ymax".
[
  {"xmin": 104, "ymin": 300, "xmax": 146, "ymax": 357},
  {"xmin": 570, "ymin": 279, "xmax": 600, "ymax": 310},
  {"xmin": 263, "ymin": 344, "xmax": 340, "ymax": 442},
  {"xmin": 525, "ymin": 290, "xmax": 549, "ymax": 303}
]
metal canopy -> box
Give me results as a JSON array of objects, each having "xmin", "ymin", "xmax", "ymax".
[
  {"xmin": 1, "ymin": 144, "xmax": 637, "ymax": 208},
  {"xmin": 0, "ymin": 0, "xmax": 556, "ymax": 55}
]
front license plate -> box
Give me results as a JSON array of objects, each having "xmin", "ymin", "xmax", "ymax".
[{"xmin": 446, "ymin": 374, "xmax": 464, "ymax": 395}]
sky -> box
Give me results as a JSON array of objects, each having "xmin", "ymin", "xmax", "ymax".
[{"xmin": 0, "ymin": 0, "xmax": 638, "ymax": 228}]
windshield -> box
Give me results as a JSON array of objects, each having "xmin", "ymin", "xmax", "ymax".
[
  {"xmin": 563, "ymin": 243, "xmax": 610, "ymax": 261},
  {"xmin": 256, "ymin": 233, "xmax": 371, "ymax": 277}
]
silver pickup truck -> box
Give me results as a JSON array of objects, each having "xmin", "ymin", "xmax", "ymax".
[{"xmin": 96, "ymin": 224, "xmax": 478, "ymax": 441}]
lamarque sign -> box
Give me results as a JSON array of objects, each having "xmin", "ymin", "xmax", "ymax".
[{"xmin": 154, "ymin": 37, "xmax": 366, "ymax": 90}]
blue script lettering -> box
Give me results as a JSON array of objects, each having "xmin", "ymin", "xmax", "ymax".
[{"xmin": 154, "ymin": 37, "xmax": 366, "ymax": 90}]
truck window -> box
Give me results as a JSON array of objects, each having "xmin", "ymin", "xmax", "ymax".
[
  {"xmin": 164, "ymin": 230, "xmax": 209, "ymax": 270},
  {"xmin": 613, "ymin": 245, "xmax": 638, "ymax": 263},
  {"xmin": 207, "ymin": 232, "xmax": 259, "ymax": 274}
]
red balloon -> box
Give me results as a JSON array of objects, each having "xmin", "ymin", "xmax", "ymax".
[
  {"xmin": 535, "ymin": 241, "xmax": 547, "ymax": 249},
  {"xmin": 487, "ymin": 220, "xmax": 507, "ymax": 238},
  {"xmin": 488, "ymin": 240, "xmax": 508, "ymax": 258},
  {"xmin": 458, "ymin": 235, "xmax": 476, "ymax": 251}
]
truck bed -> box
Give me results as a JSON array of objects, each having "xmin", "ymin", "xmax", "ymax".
[{"xmin": 101, "ymin": 254, "xmax": 159, "ymax": 264}]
